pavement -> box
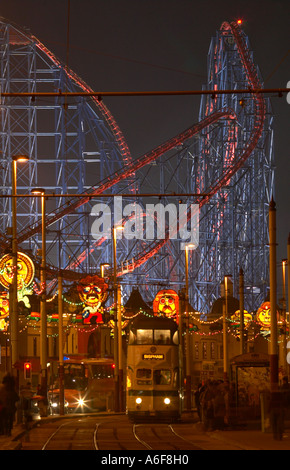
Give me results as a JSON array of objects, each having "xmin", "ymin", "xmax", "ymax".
[
  {"xmin": 208, "ymin": 427, "xmax": 290, "ymax": 450},
  {"xmin": 0, "ymin": 414, "xmax": 289, "ymax": 450}
]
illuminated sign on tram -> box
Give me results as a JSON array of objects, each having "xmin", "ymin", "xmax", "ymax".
[{"xmin": 142, "ymin": 353, "xmax": 165, "ymax": 360}]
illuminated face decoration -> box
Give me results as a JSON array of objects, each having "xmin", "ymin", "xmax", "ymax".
[
  {"xmin": 231, "ymin": 310, "xmax": 252, "ymax": 329},
  {"xmin": 0, "ymin": 252, "xmax": 35, "ymax": 291},
  {"xmin": 256, "ymin": 302, "xmax": 274, "ymax": 330},
  {"xmin": 153, "ymin": 289, "xmax": 179, "ymax": 320},
  {"xmin": 77, "ymin": 275, "xmax": 108, "ymax": 324}
]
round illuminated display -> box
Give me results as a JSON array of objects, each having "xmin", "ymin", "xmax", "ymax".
[
  {"xmin": 0, "ymin": 252, "xmax": 35, "ymax": 290},
  {"xmin": 256, "ymin": 301, "xmax": 279, "ymax": 330},
  {"xmin": 153, "ymin": 289, "xmax": 179, "ymax": 319}
]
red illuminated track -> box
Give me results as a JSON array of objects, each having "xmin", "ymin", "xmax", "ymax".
[
  {"xmin": 15, "ymin": 21, "xmax": 265, "ymax": 277},
  {"xmin": 16, "ymin": 108, "xmax": 236, "ymax": 245},
  {"xmin": 115, "ymin": 21, "xmax": 266, "ymax": 275}
]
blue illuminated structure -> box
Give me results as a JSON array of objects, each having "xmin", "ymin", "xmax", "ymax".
[{"xmin": 0, "ymin": 19, "xmax": 274, "ymax": 313}]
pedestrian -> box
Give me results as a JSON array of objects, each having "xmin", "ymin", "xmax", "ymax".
[
  {"xmin": 2, "ymin": 373, "xmax": 19, "ymax": 436},
  {"xmin": 20, "ymin": 382, "xmax": 34, "ymax": 430},
  {"xmin": 0, "ymin": 381, "xmax": 7, "ymax": 435},
  {"xmin": 201, "ymin": 381, "xmax": 215, "ymax": 431},
  {"xmin": 194, "ymin": 383, "xmax": 203, "ymax": 422},
  {"xmin": 281, "ymin": 376, "xmax": 290, "ymax": 406},
  {"xmin": 268, "ymin": 389, "xmax": 285, "ymax": 440},
  {"xmin": 213, "ymin": 384, "xmax": 226, "ymax": 430}
]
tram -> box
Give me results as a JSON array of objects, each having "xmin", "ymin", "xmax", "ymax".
[
  {"xmin": 126, "ymin": 314, "xmax": 182, "ymax": 421},
  {"xmin": 48, "ymin": 357, "xmax": 115, "ymax": 413}
]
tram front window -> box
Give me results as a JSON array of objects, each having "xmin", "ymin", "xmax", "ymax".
[
  {"xmin": 136, "ymin": 368, "xmax": 152, "ymax": 385},
  {"xmin": 136, "ymin": 329, "xmax": 153, "ymax": 344},
  {"xmin": 154, "ymin": 369, "xmax": 172, "ymax": 385},
  {"xmin": 154, "ymin": 329, "xmax": 170, "ymax": 344}
]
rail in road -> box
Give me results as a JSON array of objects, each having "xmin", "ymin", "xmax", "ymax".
[{"xmin": 19, "ymin": 414, "xmax": 244, "ymax": 451}]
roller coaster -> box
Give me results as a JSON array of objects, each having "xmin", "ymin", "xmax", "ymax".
[{"xmin": 0, "ymin": 19, "xmax": 274, "ymax": 313}]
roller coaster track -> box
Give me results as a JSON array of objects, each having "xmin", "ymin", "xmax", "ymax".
[
  {"xmin": 12, "ymin": 21, "xmax": 265, "ymax": 278},
  {"xmin": 16, "ymin": 107, "xmax": 236, "ymax": 246},
  {"xmin": 116, "ymin": 21, "xmax": 266, "ymax": 275}
]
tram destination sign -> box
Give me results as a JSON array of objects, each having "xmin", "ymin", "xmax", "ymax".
[{"xmin": 142, "ymin": 353, "xmax": 164, "ymax": 360}]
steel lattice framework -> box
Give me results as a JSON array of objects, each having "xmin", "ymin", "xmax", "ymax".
[
  {"xmin": 192, "ymin": 22, "xmax": 274, "ymax": 312},
  {"xmin": 0, "ymin": 19, "xmax": 274, "ymax": 313}
]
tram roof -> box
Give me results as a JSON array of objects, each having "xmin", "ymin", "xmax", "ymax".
[
  {"xmin": 130, "ymin": 314, "xmax": 178, "ymax": 331},
  {"xmin": 63, "ymin": 357, "xmax": 114, "ymax": 365}
]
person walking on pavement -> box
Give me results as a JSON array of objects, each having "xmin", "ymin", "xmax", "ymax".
[
  {"xmin": 1, "ymin": 373, "xmax": 20, "ymax": 436},
  {"xmin": 20, "ymin": 382, "xmax": 34, "ymax": 430},
  {"xmin": 269, "ymin": 388, "xmax": 286, "ymax": 441}
]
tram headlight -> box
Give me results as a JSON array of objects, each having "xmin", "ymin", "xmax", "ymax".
[
  {"xmin": 164, "ymin": 397, "xmax": 171, "ymax": 405},
  {"xmin": 135, "ymin": 397, "xmax": 142, "ymax": 405}
]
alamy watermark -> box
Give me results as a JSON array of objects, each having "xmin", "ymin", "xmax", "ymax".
[{"xmin": 90, "ymin": 196, "xmax": 199, "ymax": 250}]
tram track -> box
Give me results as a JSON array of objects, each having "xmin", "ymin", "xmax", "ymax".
[
  {"xmin": 93, "ymin": 417, "xmax": 203, "ymax": 450},
  {"xmin": 21, "ymin": 414, "xmax": 245, "ymax": 450},
  {"xmin": 23, "ymin": 415, "xmax": 202, "ymax": 450}
]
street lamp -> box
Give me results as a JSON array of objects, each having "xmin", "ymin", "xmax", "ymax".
[
  {"xmin": 112, "ymin": 225, "xmax": 123, "ymax": 412},
  {"xmin": 10, "ymin": 154, "xmax": 29, "ymax": 374},
  {"xmin": 31, "ymin": 188, "xmax": 47, "ymax": 399},
  {"xmin": 269, "ymin": 199, "xmax": 278, "ymax": 391},
  {"xmin": 288, "ymin": 235, "xmax": 290, "ymax": 341},
  {"xmin": 100, "ymin": 263, "xmax": 110, "ymax": 278},
  {"xmin": 282, "ymin": 259, "xmax": 287, "ymax": 372},
  {"xmin": 185, "ymin": 243, "xmax": 195, "ymax": 411},
  {"xmin": 223, "ymin": 274, "xmax": 231, "ymax": 381}
]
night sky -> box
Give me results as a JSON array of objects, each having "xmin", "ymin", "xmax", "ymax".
[{"xmin": 1, "ymin": 0, "xmax": 289, "ymax": 291}]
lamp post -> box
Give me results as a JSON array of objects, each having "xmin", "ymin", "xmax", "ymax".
[
  {"xmin": 185, "ymin": 243, "xmax": 195, "ymax": 411},
  {"xmin": 288, "ymin": 234, "xmax": 290, "ymax": 341},
  {"xmin": 11, "ymin": 154, "xmax": 29, "ymax": 374},
  {"xmin": 223, "ymin": 275, "xmax": 231, "ymax": 381},
  {"xmin": 287, "ymin": 235, "xmax": 290, "ymax": 377},
  {"xmin": 58, "ymin": 274, "xmax": 64, "ymax": 415},
  {"xmin": 239, "ymin": 268, "xmax": 245, "ymax": 355},
  {"xmin": 282, "ymin": 259, "xmax": 287, "ymax": 373},
  {"xmin": 112, "ymin": 225, "xmax": 123, "ymax": 412},
  {"xmin": 31, "ymin": 188, "xmax": 47, "ymax": 400},
  {"xmin": 269, "ymin": 198, "xmax": 278, "ymax": 391},
  {"xmin": 100, "ymin": 263, "xmax": 110, "ymax": 278}
]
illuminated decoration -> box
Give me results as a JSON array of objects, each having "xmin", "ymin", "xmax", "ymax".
[
  {"xmin": 0, "ymin": 291, "xmax": 9, "ymax": 331},
  {"xmin": 108, "ymin": 318, "xmax": 129, "ymax": 336},
  {"xmin": 256, "ymin": 301, "xmax": 279, "ymax": 331},
  {"xmin": 0, "ymin": 292, "xmax": 9, "ymax": 320},
  {"xmin": 48, "ymin": 314, "xmax": 59, "ymax": 323},
  {"xmin": 71, "ymin": 313, "xmax": 83, "ymax": 324},
  {"xmin": 28, "ymin": 312, "xmax": 40, "ymax": 321},
  {"xmin": 0, "ymin": 252, "xmax": 35, "ymax": 291},
  {"xmin": 77, "ymin": 275, "xmax": 108, "ymax": 324},
  {"xmin": 231, "ymin": 310, "xmax": 252, "ymax": 329},
  {"xmin": 153, "ymin": 289, "xmax": 179, "ymax": 320}
]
